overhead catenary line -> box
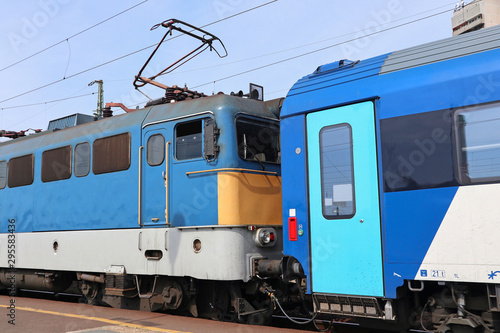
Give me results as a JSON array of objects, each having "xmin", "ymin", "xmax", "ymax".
[
  {"xmin": 0, "ymin": 0, "xmax": 278, "ymax": 105},
  {"xmin": 63, "ymin": 39, "xmax": 72, "ymax": 79},
  {"xmin": 109, "ymin": 2, "xmax": 458, "ymax": 84},
  {"xmin": 0, "ymin": 93, "xmax": 95, "ymax": 110},
  {"xmin": 37, "ymin": 3, "xmax": 455, "ymax": 110},
  {"xmin": 0, "ymin": 0, "xmax": 150, "ymax": 73},
  {"xmin": 1, "ymin": 1, "xmax": 452, "ymax": 110},
  {"xmin": 6, "ymin": 85, "xmax": 93, "ymax": 129},
  {"xmin": 191, "ymin": 8, "xmax": 453, "ymax": 89},
  {"xmin": 168, "ymin": 2, "xmax": 457, "ymax": 76}
]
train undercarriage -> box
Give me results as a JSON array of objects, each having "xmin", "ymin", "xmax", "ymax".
[
  {"xmin": 0, "ymin": 258, "xmax": 303, "ymax": 325},
  {"xmin": 3, "ymin": 267, "xmax": 499, "ymax": 332},
  {"xmin": 313, "ymin": 281, "xmax": 500, "ymax": 333},
  {"xmin": 400, "ymin": 281, "xmax": 500, "ymax": 333}
]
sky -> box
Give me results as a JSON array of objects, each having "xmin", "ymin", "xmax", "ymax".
[{"xmin": 0, "ymin": 0, "xmax": 458, "ymax": 140}]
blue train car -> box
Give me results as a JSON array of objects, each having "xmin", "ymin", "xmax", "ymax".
[
  {"xmin": 281, "ymin": 25, "xmax": 500, "ymax": 331},
  {"xmin": 0, "ymin": 92, "xmax": 286, "ymax": 322}
]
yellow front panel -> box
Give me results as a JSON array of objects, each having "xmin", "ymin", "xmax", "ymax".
[{"xmin": 218, "ymin": 172, "xmax": 282, "ymax": 225}]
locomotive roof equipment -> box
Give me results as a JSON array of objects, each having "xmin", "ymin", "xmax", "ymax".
[{"xmin": 133, "ymin": 19, "xmax": 227, "ymax": 104}]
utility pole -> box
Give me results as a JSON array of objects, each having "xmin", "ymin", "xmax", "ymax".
[{"xmin": 88, "ymin": 80, "xmax": 104, "ymax": 118}]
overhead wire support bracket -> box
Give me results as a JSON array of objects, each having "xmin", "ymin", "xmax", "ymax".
[{"xmin": 133, "ymin": 18, "xmax": 228, "ymax": 90}]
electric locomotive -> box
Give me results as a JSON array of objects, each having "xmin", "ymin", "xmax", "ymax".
[
  {"xmin": 0, "ymin": 87, "xmax": 292, "ymax": 323},
  {"xmin": 0, "ymin": 19, "xmax": 306, "ymax": 324},
  {"xmin": 281, "ymin": 24, "xmax": 500, "ymax": 332}
]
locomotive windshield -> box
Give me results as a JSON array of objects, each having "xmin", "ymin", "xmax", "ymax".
[{"xmin": 236, "ymin": 116, "xmax": 280, "ymax": 164}]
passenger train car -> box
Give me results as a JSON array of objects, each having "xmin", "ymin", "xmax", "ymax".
[
  {"xmin": 0, "ymin": 91, "xmax": 288, "ymax": 323},
  {"xmin": 281, "ymin": 25, "xmax": 500, "ymax": 332}
]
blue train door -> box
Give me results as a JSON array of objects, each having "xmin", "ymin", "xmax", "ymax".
[
  {"xmin": 306, "ymin": 101, "xmax": 384, "ymax": 297},
  {"xmin": 141, "ymin": 127, "xmax": 169, "ymax": 227}
]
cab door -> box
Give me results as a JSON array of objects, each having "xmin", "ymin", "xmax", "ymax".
[
  {"xmin": 306, "ymin": 101, "xmax": 383, "ymax": 297},
  {"xmin": 141, "ymin": 127, "xmax": 169, "ymax": 227}
]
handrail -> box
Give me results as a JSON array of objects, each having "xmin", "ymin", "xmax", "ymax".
[
  {"xmin": 165, "ymin": 142, "xmax": 171, "ymax": 226},
  {"xmin": 186, "ymin": 168, "xmax": 278, "ymax": 176},
  {"xmin": 138, "ymin": 146, "xmax": 143, "ymax": 226}
]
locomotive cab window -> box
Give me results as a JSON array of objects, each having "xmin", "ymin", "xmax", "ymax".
[
  {"xmin": 319, "ymin": 124, "xmax": 355, "ymax": 219},
  {"xmin": 74, "ymin": 142, "xmax": 91, "ymax": 177},
  {"xmin": 93, "ymin": 133, "xmax": 131, "ymax": 174},
  {"xmin": 236, "ymin": 116, "xmax": 280, "ymax": 164},
  {"xmin": 8, "ymin": 154, "xmax": 34, "ymax": 188},
  {"xmin": 456, "ymin": 103, "xmax": 500, "ymax": 184},
  {"xmin": 147, "ymin": 134, "xmax": 165, "ymax": 166},
  {"xmin": 176, "ymin": 120, "xmax": 202, "ymax": 160},
  {"xmin": 0, "ymin": 160, "xmax": 6, "ymax": 189},
  {"xmin": 42, "ymin": 146, "xmax": 72, "ymax": 182}
]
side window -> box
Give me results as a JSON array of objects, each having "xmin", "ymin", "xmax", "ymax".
[
  {"xmin": 0, "ymin": 160, "xmax": 6, "ymax": 189},
  {"xmin": 74, "ymin": 142, "xmax": 91, "ymax": 177},
  {"xmin": 456, "ymin": 103, "xmax": 500, "ymax": 184},
  {"xmin": 93, "ymin": 133, "xmax": 131, "ymax": 174},
  {"xmin": 147, "ymin": 134, "xmax": 165, "ymax": 166},
  {"xmin": 42, "ymin": 146, "xmax": 72, "ymax": 182},
  {"xmin": 176, "ymin": 120, "xmax": 202, "ymax": 160},
  {"xmin": 380, "ymin": 109, "xmax": 456, "ymax": 192},
  {"xmin": 320, "ymin": 124, "xmax": 355, "ymax": 219},
  {"xmin": 8, "ymin": 154, "xmax": 34, "ymax": 188}
]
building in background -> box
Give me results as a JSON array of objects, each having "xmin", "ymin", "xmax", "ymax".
[{"xmin": 452, "ymin": 0, "xmax": 500, "ymax": 36}]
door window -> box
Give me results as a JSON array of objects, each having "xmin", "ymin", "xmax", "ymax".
[
  {"xmin": 147, "ymin": 134, "xmax": 165, "ymax": 166},
  {"xmin": 319, "ymin": 124, "xmax": 355, "ymax": 219}
]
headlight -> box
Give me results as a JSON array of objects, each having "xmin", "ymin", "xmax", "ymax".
[{"xmin": 254, "ymin": 228, "xmax": 277, "ymax": 247}]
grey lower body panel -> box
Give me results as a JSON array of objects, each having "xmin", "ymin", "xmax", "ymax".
[{"xmin": 0, "ymin": 226, "xmax": 282, "ymax": 282}]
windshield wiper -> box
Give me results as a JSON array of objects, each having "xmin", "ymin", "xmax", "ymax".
[
  {"xmin": 252, "ymin": 150, "xmax": 266, "ymax": 171},
  {"xmin": 243, "ymin": 134, "xmax": 265, "ymax": 171}
]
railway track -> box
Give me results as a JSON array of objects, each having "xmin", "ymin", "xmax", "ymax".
[{"xmin": 1, "ymin": 288, "xmax": 418, "ymax": 333}]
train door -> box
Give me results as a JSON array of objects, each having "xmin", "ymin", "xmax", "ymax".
[
  {"xmin": 168, "ymin": 117, "xmax": 219, "ymax": 227},
  {"xmin": 306, "ymin": 101, "xmax": 384, "ymax": 297},
  {"xmin": 141, "ymin": 127, "xmax": 169, "ymax": 227}
]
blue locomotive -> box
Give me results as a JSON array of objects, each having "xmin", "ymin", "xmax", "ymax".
[
  {"xmin": 281, "ymin": 25, "xmax": 500, "ymax": 331},
  {"xmin": 0, "ymin": 89, "xmax": 289, "ymax": 322},
  {"xmin": 0, "ymin": 19, "xmax": 298, "ymax": 324}
]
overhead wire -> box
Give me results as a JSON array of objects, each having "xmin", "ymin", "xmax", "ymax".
[
  {"xmin": 63, "ymin": 39, "xmax": 72, "ymax": 79},
  {"xmin": 0, "ymin": 0, "xmax": 150, "ymax": 73},
  {"xmin": 120, "ymin": 3, "xmax": 458, "ymax": 106},
  {"xmin": 0, "ymin": 93, "xmax": 95, "ymax": 110},
  {"xmin": 7, "ymin": 86, "xmax": 93, "ymax": 128},
  {"xmin": 0, "ymin": 0, "xmax": 278, "ymax": 105},
  {"xmin": 1, "ymin": 1, "xmax": 454, "ymax": 112},
  {"xmin": 191, "ymin": 7, "xmax": 455, "ymax": 89},
  {"xmin": 167, "ymin": 1, "xmax": 457, "ymax": 76}
]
